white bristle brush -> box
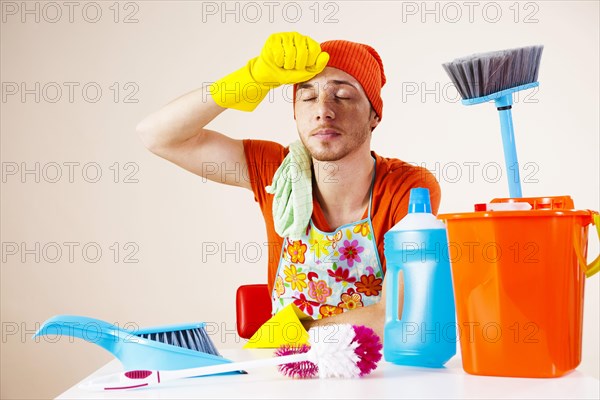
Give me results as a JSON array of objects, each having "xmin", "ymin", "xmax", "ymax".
[{"xmin": 79, "ymin": 324, "xmax": 382, "ymax": 391}]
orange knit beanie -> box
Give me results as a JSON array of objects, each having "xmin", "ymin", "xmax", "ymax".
[{"xmin": 293, "ymin": 40, "xmax": 386, "ymax": 120}]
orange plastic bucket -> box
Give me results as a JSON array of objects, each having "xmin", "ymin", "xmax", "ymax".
[{"xmin": 438, "ymin": 196, "xmax": 599, "ymax": 378}]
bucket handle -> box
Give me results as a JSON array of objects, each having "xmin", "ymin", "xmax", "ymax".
[{"xmin": 574, "ymin": 211, "xmax": 600, "ymax": 278}]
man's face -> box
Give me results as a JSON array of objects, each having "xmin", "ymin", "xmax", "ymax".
[{"xmin": 294, "ymin": 67, "xmax": 379, "ymax": 162}]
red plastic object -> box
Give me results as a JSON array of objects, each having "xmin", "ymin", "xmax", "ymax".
[
  {"xmin": 236, "ymin": 284, "xmax": 272, "ymax": 339},
  {"xmin": 474, "ymin": 203, "xmax": 487, "ymax": 211}
]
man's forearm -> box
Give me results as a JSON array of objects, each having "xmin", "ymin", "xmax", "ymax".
[
  {"xmin": 136, "ymin": 85, "xmax": 225, "ymax": 151},
  {"xmin": 301, "ymin": 276, "xmax": 394, "ymax": 342},
  {"xmin": 302, "ymin": 302, "xmax": 385, "ymax": 341}
]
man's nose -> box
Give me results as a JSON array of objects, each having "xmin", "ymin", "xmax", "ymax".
[{"xmin": 315, "ymin": 94, "xmax": 335, "ymax": 120}]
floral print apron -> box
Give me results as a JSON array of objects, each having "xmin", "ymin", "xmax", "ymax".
[{"xmin": 271, "ymin": 160, "xmax": 384, "ymax": 319}]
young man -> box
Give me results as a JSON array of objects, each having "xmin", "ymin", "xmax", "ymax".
[{"xmin": 137, "ymin": 32, "xmax": 440, "ymax": 339}]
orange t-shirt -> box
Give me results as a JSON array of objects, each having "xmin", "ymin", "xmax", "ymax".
[{"xmin": 243, "ymin": 139, "xmax": 441, "ymax": 294}]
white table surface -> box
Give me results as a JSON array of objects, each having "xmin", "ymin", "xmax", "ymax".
[{"xmin": 57, "ymin": 349, "xmax": 600, "ymax": 399}]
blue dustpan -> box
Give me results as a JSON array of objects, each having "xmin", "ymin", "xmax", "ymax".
[{"xmin": 34, "ymin": 315, "xmax": 234, "ymax": 371}]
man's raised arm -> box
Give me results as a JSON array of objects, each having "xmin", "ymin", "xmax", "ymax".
[{"xmin": 135, "ymin": 32, "xmax": 328, "ymax": 189}]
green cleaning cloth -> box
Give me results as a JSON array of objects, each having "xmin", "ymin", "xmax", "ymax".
[{"xmin": 265, "ymin": 141, "xmax": 313, "ymax": 239}]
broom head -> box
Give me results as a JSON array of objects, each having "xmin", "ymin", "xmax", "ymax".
[{"xmin": 443, "ymin": 45, "xmax": 544, "ymax": 101}]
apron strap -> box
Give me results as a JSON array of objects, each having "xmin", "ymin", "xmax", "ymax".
[{"xmin": 367, "ymin": 157, "xmax": 377, "ymax": 219}]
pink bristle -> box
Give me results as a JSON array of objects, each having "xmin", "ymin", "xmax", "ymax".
[
  {"xmin": 351, "ymin": 325, "xmax": 383, "ymax": 376},
  {"xmin": 275, "ymin": 344, "xmax": 318, "ymax": 379},
  {"xmin": 274, "ymin": 343, "xmax": 311, "ymax": 357}
]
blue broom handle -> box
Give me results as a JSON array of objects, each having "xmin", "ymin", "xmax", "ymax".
[{"xmin": 495, "ymin": 94, "xmax": 522, "ymax": 198}]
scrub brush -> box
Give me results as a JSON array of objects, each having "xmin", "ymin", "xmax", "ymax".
[
  {"xmin": 442, "ymin": 45, "xmax": 544, "ymax": 198},
  {"xmin": 80, "ymin": 324, "xmax": 382, "ymax": 391}
]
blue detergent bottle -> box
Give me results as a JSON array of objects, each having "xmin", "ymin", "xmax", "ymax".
[{"xmin": 383, "ymin": 187, "xmax": 456, "ymax": 367}]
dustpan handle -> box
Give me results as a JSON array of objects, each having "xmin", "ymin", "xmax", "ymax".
[{"xmin": 574, "ymin": 211, "xmax": 600, "ymax": 278}]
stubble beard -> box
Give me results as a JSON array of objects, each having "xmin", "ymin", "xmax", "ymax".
[{"xmin": 301, "ymin": 125, "xmax": 372, "ymax": 162}]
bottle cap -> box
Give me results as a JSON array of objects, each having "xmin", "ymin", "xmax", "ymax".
[{"xmin": 408, "ymin": 188, "xmax": 431, "ymax": 213}]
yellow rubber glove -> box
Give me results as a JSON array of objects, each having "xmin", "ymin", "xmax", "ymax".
[{"xmin": 211, "ymin": 32, "xmax": 329, "ymax": 112}]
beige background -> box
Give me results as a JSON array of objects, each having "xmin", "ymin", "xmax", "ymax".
[{"xmin": 1, "ymin": 1, "xmax": 599, "ymax": 399}]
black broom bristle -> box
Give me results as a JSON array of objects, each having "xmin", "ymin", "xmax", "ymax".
[
  {"xmin": 443, "ymin": 45, "xmax": 544, "ymax": 100},
  {"xmin": 137, "ymin": 327, "xmax": 222, "ymax": 356}
]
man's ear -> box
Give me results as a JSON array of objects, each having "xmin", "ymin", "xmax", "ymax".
[{"xmin": 370, "ymin": 109, "xmax": 380, "ymax": 131}]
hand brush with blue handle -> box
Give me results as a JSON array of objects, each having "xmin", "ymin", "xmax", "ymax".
[{"xmin": 442, "ymin": 45, "xmax": 544, "ymax": 198}]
